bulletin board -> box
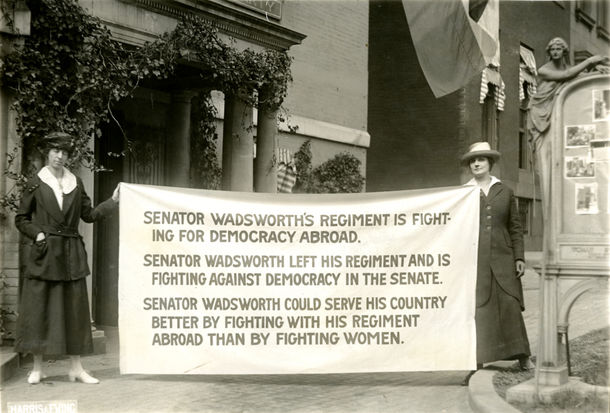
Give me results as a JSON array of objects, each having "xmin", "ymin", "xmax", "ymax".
[{"xmin": 553, "ymin": 74, "xmax": 610, "ymax": 266}]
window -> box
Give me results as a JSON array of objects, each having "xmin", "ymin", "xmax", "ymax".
[
  {"xmin": 482, "ymin": 88, "xmax": 499, "ymax": 149},
  {"xmin": 598, "ymin": 0, "xmax": 610, "ymax": 40},
  {"xmin": 574, "ymin": 50, "xmax": 593, "ymax": 65},
  {"xmin": 479, "ymin": 68, "xmax": 504, "ymax": 149},
  {"xmin": 519, "ymin": 45, "xmax": 537, "ymax": 170},
  {"xmin": 578, "ymin": 0, "xmax": 595, "ymax": 14},
  {"xmin": 519, "ymin": 87, "xmax": 531, "ymax": 170},
  {"xmin": 517, "ymin": 197, "xmax": 531, "ymax": 235},
  {"xmin": 576, "ymin": 0, "xmax": 596, "ymax": 29}
]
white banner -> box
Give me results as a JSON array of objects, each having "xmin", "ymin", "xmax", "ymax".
[{"xmin": 118, "ymin": 183, "xmax": 480, "ymax": 374}]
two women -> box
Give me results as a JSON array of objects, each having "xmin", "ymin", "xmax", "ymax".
[
  {"xmin": 461, "ymin": 142, "xmax": 532, "ymax": 384},
  {"xmin": 15, "ymin": 132, "xmax": 119, "ymax": 384}
]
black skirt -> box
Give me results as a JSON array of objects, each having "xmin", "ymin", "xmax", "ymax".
[
  {"xmin": 14, "ymin": 277, "xmax": 93, "ymax": 356},
  {"xmin": 475, "ymin": 275, "xmax": 531, "ymax": 364}
]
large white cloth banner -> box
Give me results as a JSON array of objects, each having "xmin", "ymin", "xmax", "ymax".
[{"xmin": 119, "ymin": 183, "xmax": 480, "ymax": 374}]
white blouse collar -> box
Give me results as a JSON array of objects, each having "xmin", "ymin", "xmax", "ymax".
[
  {"xmin": 466, "ymin": 175, "xmax": 501, "ymax": 186},
  {"xmin": 38, "ymin": 167, "xmax": 77, "ymax": 210},
  {"xmin": 466, "ymin": 175, "xmax": 501, "ymax": 196}
]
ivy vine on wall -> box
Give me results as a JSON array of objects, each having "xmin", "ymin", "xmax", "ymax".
[
  {"xmin": 0, "ymin": 0, "xmax": 293, "ymax": 211},
  {"xmin": 190, "ymin": 92, "xmax": 223, "ymax": 190}
]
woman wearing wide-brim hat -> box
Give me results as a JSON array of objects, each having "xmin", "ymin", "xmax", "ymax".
[
  {"xmin": 460, "ymin": 142, "xmax": 533, "ymax": 385},
  {"xmin": 14, "ymin": 131, "xmax": 120, "ymax": 385}
]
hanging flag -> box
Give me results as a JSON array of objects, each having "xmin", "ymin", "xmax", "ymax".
[
  {"xmin": 402, "ymin": 0, "xmax": 499, "ymax": 98},
  {"xmin": 473, "ymin": 0, "xmax": 500, "ymax": 67},
  {"xmin": 276, "ymin": 147, "xmax": 297, "ymax": 193}
]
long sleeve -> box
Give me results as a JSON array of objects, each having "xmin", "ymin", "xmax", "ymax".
[
  {"xmin": 15, "ymin": 182, "xmax": 43, "ymax": 241},
  {"xmin": 508, "ymin": 194, "xmax": 525, "ymax": 262},
  {"xmin": 78, "ymin": 178, "xmax": 118, "ymax": 223}
]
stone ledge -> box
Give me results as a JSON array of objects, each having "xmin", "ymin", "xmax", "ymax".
[
  {"xmin": 507, "ymin": 376, "xmax": 610, "ymax": 404},
  {"xmin": 0, "ymin": 346, "xmax": 20, "ymax": 383},
  {"xmin": 469, "ymin": 369, "xmax": 522, "ymax": 413}
]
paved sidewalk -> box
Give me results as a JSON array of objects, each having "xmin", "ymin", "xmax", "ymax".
[
  {"xmin": 2, "ymin": 339, "xmax": 472, "ymax": 413},
  {"xmin": 1, "ymin": 259, "xmax": 607, "ymax": 413}
]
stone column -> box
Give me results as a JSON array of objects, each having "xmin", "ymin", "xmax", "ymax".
[
  {"xmin": 222, "ymin": 91, "xmax": 254, "ymax": 191},
  {"xmin": 537, "ymin": 268, "xmax": 568, "ymax": 386},
  {"xmin": 166, "ymin": 91, "xmax": 196, "ymax": 188},
  {"xmin": 254, "ymin": 104, "xmax": 279, "ymax": 193}
]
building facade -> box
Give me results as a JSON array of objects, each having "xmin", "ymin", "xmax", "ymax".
[
  {"xmin": 0, "ymin": 0, "xmax": 369, "ymax": 334},
  {"xmin": 367, "ymin": 0, "xmax": 609, "ymax": 251},
  {"xmin": 1, "ymin": 0, "xmax": 607, "ymax": 341}
]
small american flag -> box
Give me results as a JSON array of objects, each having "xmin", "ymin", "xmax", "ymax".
[{"xmin": 277, "ymin": 148, "xmax": 296, "ymax": 193}]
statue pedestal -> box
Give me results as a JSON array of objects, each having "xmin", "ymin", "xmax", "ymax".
[
  {"xmin": 507, "ymin": 376, "xmax": 608, "ymax": 405},
  {"xmin": 528, "ymin": 73, "xmax": 610, "ymax": 403},
  {"xmin": 537, "ymin": 366, "xmax": 569, "ymax": 387}
]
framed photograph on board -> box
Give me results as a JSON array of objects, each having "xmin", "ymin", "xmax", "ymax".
[
  {"xmin": 593, "ymin": 89, "xmax": 610, "ymax": 122},
  {"xmin": 565, "ymin": 155, "xmax": 595, "ymax": 178},
  {"xmin": 575, "ymin": 183, "xmax": 599, "ymax": 215},
  {"xmin": 591, "ymin": 139, "xmax": 610, "ymax": 162},
  {"xmin": 565, "ymin": 124, "xmax": 596, "ymax": 147}
]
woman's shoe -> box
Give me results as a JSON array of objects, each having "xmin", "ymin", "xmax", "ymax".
[
  {"xmin": 68, "ymin": 370, "xmax": 99, "ymax": 384},
  {"xmin": 518, "ymin": 357, "xmax": 535, "ymax": 371},
  {"xmin": 27, "ymin": 371, "xmax": 47, "ymax": 384},
  {"xmin": 27, "ymin": 371, "xmax": 42, "ymax": 384}
]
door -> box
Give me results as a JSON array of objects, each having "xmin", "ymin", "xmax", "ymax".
[{"xmin": 94, "ymin": 100, "xmax": 167, "ymax": 326}]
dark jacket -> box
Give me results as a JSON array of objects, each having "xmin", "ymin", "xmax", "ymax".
[
  {"xmin": 15, "ymin": 174, "xmax": 117, "ymax": 281},
  {"xmin": 476, "ymin": 181, "xmax": 525, "ymax": 309}
]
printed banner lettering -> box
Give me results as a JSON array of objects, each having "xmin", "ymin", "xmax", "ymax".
[{"xmin": 119, "ymin": 184, "xmax": 480, "ymax": 374}]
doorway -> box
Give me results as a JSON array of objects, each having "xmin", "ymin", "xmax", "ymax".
[{"xmin": 93, "ymin": 90, "xmax": 168, "ymax": 326}]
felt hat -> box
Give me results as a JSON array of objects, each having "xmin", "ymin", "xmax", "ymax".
[
  {"xmin": 460, "ymin": 141, "xmax": 500, "ymax": 164},
  {"xmin": 38, "ymin": 131, "xmax": 74, "ymax": 155}
]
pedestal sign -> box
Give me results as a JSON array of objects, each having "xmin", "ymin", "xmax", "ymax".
[{"xmin": 513, "ymin": 74, "xmax": 610, "ymax": 402}]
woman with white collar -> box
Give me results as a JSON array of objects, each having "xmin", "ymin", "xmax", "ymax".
[
  {"xmin": 461, "ymin": 142, "xmax": 533, "ymax": 385},
  {"xmin": 15, "ymin": 132, "xmax": 119, "ymax": 385}
]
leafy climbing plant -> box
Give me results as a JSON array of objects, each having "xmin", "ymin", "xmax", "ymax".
[
  {"xmin": 0, "ymin": 0, "xmax": 293, "ymax": 211},
  {"xmin": 191, "ymin": 92, "xmax": 222, "ymax": 190},
  {"xmin": 293, "ymin": 140, "xmax": 365, "ymax": 194},
  {"xmin": 0, "ymin": 273, "xmax": 17, "ymax": 343},
  {"xmin": 310, "ymin": 152, "xmax": 366, "ymax": 193}
]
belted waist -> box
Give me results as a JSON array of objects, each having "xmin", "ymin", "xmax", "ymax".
[{"xmin": 40, "ymin": 224, "xmax": 80, "ymax": 238}]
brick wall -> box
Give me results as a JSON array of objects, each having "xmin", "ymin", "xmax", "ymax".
[
  {"xmin": 367, "ymin": 1, "xmax": 571, "ymax": 249},
  {"xmin": 497, "ymin": 0, "xmax": 570, "ymax": 188},
  {"xmin": 367, "ymin": 0, "xmax": 463, "ymax": 192},
  {"xmin": 1, "ymin": 107, "xmax": 22, "ymax": 343},
  {"xmin": 496, "ymin": 1, "xmax": 570, "ymax": 250},
  {"xmin": 570, "ymin": 1, "xmax": 610, "ymax": 60},
  {"xmin": 1, "ymin": 216, "xmax": 19, "ymax": 343},
  {"xmin": 281, "ymin": 0, "xmax": 369, "ymax": 132}
]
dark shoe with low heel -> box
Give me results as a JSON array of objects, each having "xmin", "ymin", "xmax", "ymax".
[{"xmin": 519, "ymin": 358, "xmax": 535, "ymax": 371}]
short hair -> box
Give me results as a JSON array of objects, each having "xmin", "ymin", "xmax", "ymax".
[
  {"xmin": 545, "ymin": 37, "xmax": 570, "ymax": 63},
  {"xmin": 39, "ymin": 132, "xmax": 74, "ymax": 157},
  {"xmin": 487, "ymin": 157, "xmax": 495, "ymax": 169}
]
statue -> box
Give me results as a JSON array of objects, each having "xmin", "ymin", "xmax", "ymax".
[
  {"xmin": 527, "ymin": 37, "xmax": 608, "ymax": 217},
  {"xmin": 507, "ymin": 38, "xmax": 610, "ymax": 398}
]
